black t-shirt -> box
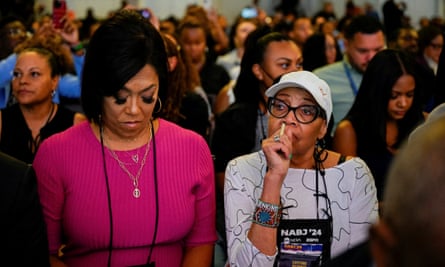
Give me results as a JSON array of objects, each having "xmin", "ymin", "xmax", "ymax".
[
  {"xmin": 177, "ymin": 91, "xmax": 210, "ymax": 142},
  {"xmin": 0, "ymin": 104, "xmax": 75, "ymax": 163},
  {"xmin": 211, "ymin": 102, "xmax": 258, "ymax": 173},
  {"xmin": 200, "ymin": 60, "xmax": 230, "ymax": 108}
]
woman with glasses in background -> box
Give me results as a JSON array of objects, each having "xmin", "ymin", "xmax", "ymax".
[
  {"xmin": 417, "ymin": 25, "xmax": 443, "ymax": 75},
  {"xmin": 0, "ymin": 16, "xmax": 28, "ymax": 61},
  {"xmin": 224, "ymin": 71, "xmax": 378, "ymax": 267},
  {"xmin": 415, "ymin": 25, "xmax": 444, "ymax": 110}
]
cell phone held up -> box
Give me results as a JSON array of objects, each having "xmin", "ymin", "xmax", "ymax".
[
  {"xmin": 241, "ymin": 6, "xmax": 258, "ymax": 19},
  {"xmin": 53, "ymin": 0, "xmax": 67, "ymax": 29}
]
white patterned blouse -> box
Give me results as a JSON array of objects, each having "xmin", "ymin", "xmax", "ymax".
[{"xmin": 224, "ymin": 151, "xmax": 379, "ymax": 267}]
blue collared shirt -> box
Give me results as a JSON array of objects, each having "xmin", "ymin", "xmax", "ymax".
[{"xmin": 314, "ymin": 57, "xmax": 363, "ymax": 135}]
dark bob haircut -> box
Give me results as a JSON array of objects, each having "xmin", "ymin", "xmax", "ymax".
[{"xmin": 81, "ymin": 9, "xmax": 168, "ymax": 124}]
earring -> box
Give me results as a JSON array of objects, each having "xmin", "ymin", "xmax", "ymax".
[
  {"xmin": 51, "ymin": 90, "xmax": 55, "ymax": 97},
  {"xmin": 313, "ymin": 138, "xmax": 328, "ymax": 162},
  {"xmin": 316, "ymin": 138, "xmax": 326, "ymax": 150},
  {"xmin": 97, "ymin": 114, "xmax": 104, "ymax": 127},
  {"xmin": 154, "ymin": 98, "xmax": 163, "ymax": 114}
]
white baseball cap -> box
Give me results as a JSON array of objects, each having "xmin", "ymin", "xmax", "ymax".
[{"xmin": 265, "ymin": 71, "xmax": 332, "ymax": 124}]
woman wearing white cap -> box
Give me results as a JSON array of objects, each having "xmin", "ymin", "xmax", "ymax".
[{"xmin": 224, "ymin": 71, "xmax": 378, "ymax": 266}]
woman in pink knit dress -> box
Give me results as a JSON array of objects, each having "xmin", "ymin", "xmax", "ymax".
[{"xmin": 33, "ymin": 10, "xmax": 216, "ymax": 267}]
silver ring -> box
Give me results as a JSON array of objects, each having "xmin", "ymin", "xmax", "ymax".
[{"xmin": 273, "ymin": 135, "xmax": 280, "ymax": 142}]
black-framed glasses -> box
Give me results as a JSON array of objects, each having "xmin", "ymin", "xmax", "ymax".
[
  {"xmin": 399, "ymin": 35, "xmax": 418, "ymax": 42},
  {"xmin": 7, "ymin": 27, "xmax": 25, "ymax": 37},
  {"xmin": 267, "ymin": 97, "xmax": 324, "ymax": 124},
  {"xmin": 429, "ymin": 43, "xmax": 443, "ymax": 50}
]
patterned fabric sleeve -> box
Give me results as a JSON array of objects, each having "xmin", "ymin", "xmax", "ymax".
[
  {"xmin": 224, "ymin": 155, "xmax": 277, "ymax": 267},
  {"xmin": 348, "ymin": 158, "xmax": 379, "ymax": 246}
]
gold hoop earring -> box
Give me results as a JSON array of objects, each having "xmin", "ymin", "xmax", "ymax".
[{"xmin": 155, "ymin": 97, "xmax": 162, "ymax": 114}]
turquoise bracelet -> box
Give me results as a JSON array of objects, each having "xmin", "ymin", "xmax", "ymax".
[{"xmin": 252, "ymin": 199, "xmax": 282, "ymax": 228}]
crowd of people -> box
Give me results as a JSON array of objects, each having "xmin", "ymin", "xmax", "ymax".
[{"xmin": 1, "ymin": 0, "xmax": 445, "ymax": 266}]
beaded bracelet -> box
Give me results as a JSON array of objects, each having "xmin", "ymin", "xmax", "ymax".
[{"xmin": 252, "ymin": 199, "xmax": 282, "ymax": 228}]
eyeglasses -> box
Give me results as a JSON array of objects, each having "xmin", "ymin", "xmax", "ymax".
[
  {"xmin": 400, "ymin": 35, "xmax": 418, "ymax": 42},
  {"xmin": 429, "ymin": 43, "xmax": 443, "ymax": 50},
  {"xmin": 325, "ymin": 44, "xmax": 337, "ymax": 51},
  {"xmin": 7, "ymin": 27, "xmax": 25, "ymax": 37},
  {"xmin": 267, "ymin": 97, "xmax": 324, "ymax": 124}
]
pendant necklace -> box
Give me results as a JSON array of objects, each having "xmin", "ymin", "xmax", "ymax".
[
  {"xmin": 107, "ymin": 124, "xmax": 152, "ymax": 198},
  {"xmin": 131, "ymin": 154, "xmax": 139, "ymax": 164}
]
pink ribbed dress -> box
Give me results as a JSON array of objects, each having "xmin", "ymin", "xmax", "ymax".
[{"xmin": 33, "ymin": 119, "xmax": 217, "ymax": 267}]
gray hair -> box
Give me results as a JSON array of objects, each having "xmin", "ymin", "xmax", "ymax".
[{"xmin": 383, "ymin": 117, "xmax": 445, "ymax": 266}]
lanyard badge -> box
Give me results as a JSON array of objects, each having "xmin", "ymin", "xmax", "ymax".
[{"xmin": 275, "ymin": 218, "xmax": 332, "ymax": 267}]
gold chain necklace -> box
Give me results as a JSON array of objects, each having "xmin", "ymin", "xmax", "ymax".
[{"xmin": 106, "ymin": 126, "xmax": 152, "ymax": 198}]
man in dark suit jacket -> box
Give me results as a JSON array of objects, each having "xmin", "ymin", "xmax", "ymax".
[{"xmin": 0, "ymin": 152, "xmax": 50, "ymax": 266}]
